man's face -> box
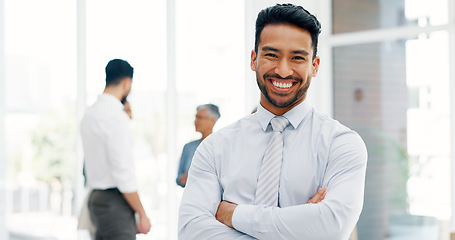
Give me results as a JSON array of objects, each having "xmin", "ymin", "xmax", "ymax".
[
  {"xmin": 251, "ymin": 24, "xmax": 320, "ymax": 111},
  {"xmin": 194, "ymin": 109, "xmax": 216, "ymax": 134}
]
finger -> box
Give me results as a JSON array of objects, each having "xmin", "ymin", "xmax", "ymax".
[
  {"xmin": 318, "ymin": 186, "xmax": 328, "ymax": 202},
  {"xmin": 308, "ymin": 186, "xmax": 328, "ymax": 204},
  {"xmin": 308, "ymin": 191, "xmax": 319, "ymax": 203},
  {"xmin": 308, "ymin": 187, "xmax": 325, "ymax": 203},
  {"xmin": 321, "ymin": 190, "xmax": 327, "ymax": 199},
  {"xmin": 318, "ymin": 190, "xmax": 327, "ymax": 202}
]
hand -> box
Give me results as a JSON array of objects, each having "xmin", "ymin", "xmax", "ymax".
[
  {"xmin": 307, "ymin": 186, "xmax": 327, "ymax": 204},
  {"xmin": 178, "ymin": 172, "xmax": 189, "ymax": 187},
  {"xmin": 216, "ymin": 200, "xmax": 238, "ymax": 228},
  {"xmin": 136, "ymin": 214, "xmax": 151, "ymax": 234}
]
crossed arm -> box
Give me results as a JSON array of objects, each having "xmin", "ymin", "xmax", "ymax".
[
  {"xmin": 178, "ymin": 154, "xmax": 342, "ymax": 240},
  {"xmin": 215, "ymin": 186, "xmax": 328, "ymax": 228},
  {"xmin": 179, "ymin": 161, "xmax": 364, "ymax": 239},
  {"xmin": 179, "ymin": 133, "xmax": 367, "ymax": 240}
]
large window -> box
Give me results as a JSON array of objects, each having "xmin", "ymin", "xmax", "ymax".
[
  {"xmin": 0, "ymin": 0, "xmax": 247, "ymax": 239},
  {"xmin": 175, "ymin": 0, "xmax": 246, "ymax": 152},
  {"xmin": 332, "ymin": 0, "xmax": 448, "ymax": 33},
  {"xmin": 3, "ymin": 0, "xmax": 78, "ymax": 238},
  {"xmin": 331, "ymin": 0, "xmax": 453, "ymax": 239},
  {"xmin": 173, "ymin": 0, "xmax": 246, "ymax": 231},
  {"xmin": 85, "ymin": 1, "xmax": 168, "ymax": 239}
]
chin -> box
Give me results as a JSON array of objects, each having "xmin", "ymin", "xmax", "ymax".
[{"xmin": 268, "ymin": 94, "xmax": 294, "ymax": 107}]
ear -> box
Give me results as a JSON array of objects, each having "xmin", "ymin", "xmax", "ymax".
[
  {"xmin": 122, "ymin": 78, "xmax": 128, "ymax": 88},
  {"xmin": 250, "ymin": 50, "xmax": 257, "ymax": 71},
  {"xmin": 312, "ymin": 57, "xmax": 320, "ymax": 77},
  {"xmin": 122, "ymin": 77, "xmax": 131, "ymax": 87}
]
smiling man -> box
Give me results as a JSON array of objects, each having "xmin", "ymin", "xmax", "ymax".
[{"xmin": 178, "ymin": 4, "xmax": 367, "ymax": 240}]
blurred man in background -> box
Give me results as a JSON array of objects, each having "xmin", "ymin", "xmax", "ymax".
[
  {"xmin": 81, "ymin": 59, "xmax": 151, "ymax": 240},
  {"xmin": 176, "ymin": 104, "xmax": 220, "ymax": 187}
]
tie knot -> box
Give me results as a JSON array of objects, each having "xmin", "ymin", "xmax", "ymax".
[{"xmin": 270, "ymin": 116, "xmax": 289, "ymax": 133}]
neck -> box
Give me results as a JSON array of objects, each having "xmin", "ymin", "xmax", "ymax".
[
  {"xmin": 260, "ymin": 95, "xmax": 304, "ymax": 116},
  {"xmin": 201, "ymin": 131, "xmax": 212, "ymax": 141},
  {"xmin": 104, "ymin": 86, "xmax": 124, "ymax": 101}
]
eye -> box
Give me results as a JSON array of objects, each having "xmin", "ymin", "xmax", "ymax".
[
  {"xmin": 265, "ymin": 53, "xmax": 278, "ymax": 58},
  {"xmin": 293, "ymin": 56, "xmax": 306, "ymax": 61}
]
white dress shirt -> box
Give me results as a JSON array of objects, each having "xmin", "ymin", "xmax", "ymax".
[
  {"xmin": 81, "ymin": 93, "xmax": 137, "ymax": 193},
  {"xmin": 178, "ymin": 101, "xmax": 368, "ymax": 240}
]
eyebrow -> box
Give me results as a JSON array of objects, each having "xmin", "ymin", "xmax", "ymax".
[
  {"xmin": 261, "ymin": 46, "xmax": 310, "ymax": 56},
  {"xmin": 292, "ymin": 50, "xmax": 310, "ymax": 56},
  {"xmin": 262, "ymin": 46, "xmax": 279, "ymax": 52}
]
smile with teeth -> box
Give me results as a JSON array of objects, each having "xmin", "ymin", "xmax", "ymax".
[{"xmin": 272, "ymin": 80, "xmax": 294, "ymax": 89}]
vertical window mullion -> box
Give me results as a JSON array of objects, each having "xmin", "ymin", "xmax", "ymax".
[
  {"xmin": 75, "ymin": 0, "xmax": 87, "ymax": 213},
  {"xmin": 0, "ymin": 0, "xmax": 7, "ymax": 237},
  {"xmin": 166, "ymin": 0, "xmax": 178, "ymax": 239},
  {"xmin": 449, "ymin": 0, "xmax": 455, "ymax": 231}
]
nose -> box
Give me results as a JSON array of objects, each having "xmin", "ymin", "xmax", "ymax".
[{"xmin": 275, "ymin": 59, "xmax": 293, "ymax": 78}]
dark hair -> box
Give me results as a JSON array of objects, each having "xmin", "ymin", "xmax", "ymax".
[
  {"xmin": 105, "ymin": 59, "xmax": 134, "ymax": 86},
  {"xmin": 254, "ymin": 3, "xmax": 321, "ymax": 59},
  {"xmin": 197, "ymin": 103, "xmax": 220, "ymax": 120}
]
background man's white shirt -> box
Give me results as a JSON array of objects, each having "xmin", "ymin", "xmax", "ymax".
[{"xmin": 81, "ymin": 93, "xmax": 137, "ymax": 193}]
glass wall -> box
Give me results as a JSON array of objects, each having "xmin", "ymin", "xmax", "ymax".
[
  {"xmin": 175, "ymin": 0, "xmax": 246, "ymax": 137},
  {"xmin": 3, "ymin": 0, "xmax": 78, "ymax": 239},
  {"xmin": 174, "ymin": 0, "xmax": 246, "ymax": 195},
  {"xmin": 332, "ymin": 0, "xmax": 452, "ymax": 239},
  {"xmin": 332, "ymin": 0, "xmax": 448, "ymax": 33},
  {"xmin": 1, "ymin": 0, "xmax": 247, "ymax": 239},
  {"xmin": 85, "ymin": 1, "xmax": 168, "ymax": 239}
]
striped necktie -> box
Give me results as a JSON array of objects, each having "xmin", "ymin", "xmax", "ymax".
[{"xmin": 255, "ymin": 116, "xmax": 289, "ymax": 207}]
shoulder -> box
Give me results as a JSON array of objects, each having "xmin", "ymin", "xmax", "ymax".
[
  {"xmin": 187, "ymin": 139, "xmax": 201, "ymax": 145},
  {"xmin": 310, "ymin": 109, "xmax": 355, "ymax": 136},
  {"xmin": 310, "ymin": 109, "xmax": 366, "ymax": 154},
  {"xmin": 196, "ymin": 114, "xmax": 257, "ymax": 155},
  {"xmin": 82, "ymin": 100, "xmax": 129, "ymax": 131},
  {"xmin": 184, "ymin": 139, "xmax": 201, "ymax": 149},
  {"xmin": 209, "ymin": 114, "xmax": 256, "ymax": 141}
]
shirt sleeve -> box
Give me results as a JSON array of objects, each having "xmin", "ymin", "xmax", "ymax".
[
  {"xmin": 105, "ymin": 116, "xmax": 137, "ymax": 193},
  {"xmin": 178, "ymin": 138, "xmax": 257, "ymax": 240},
  {"xmin": 176, "ymin": 144, "xmax": 189, "ymax": 186},
  {"xmin": 232, "ymin": 131, "xmax": 368, "ymax": 240}
]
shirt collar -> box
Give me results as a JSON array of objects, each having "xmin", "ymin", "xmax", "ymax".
[
  {"xmin": 99, "ymin": 93, "xmax": 124, "ymax": 110},
  {"xmin": 257, "ymin": 100, "xmax": 311, "ymax": 131}
]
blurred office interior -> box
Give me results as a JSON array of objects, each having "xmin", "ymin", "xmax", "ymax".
[{"xmin": 0, "ymin": 0, "xmax": 454, "ymax": 239}]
